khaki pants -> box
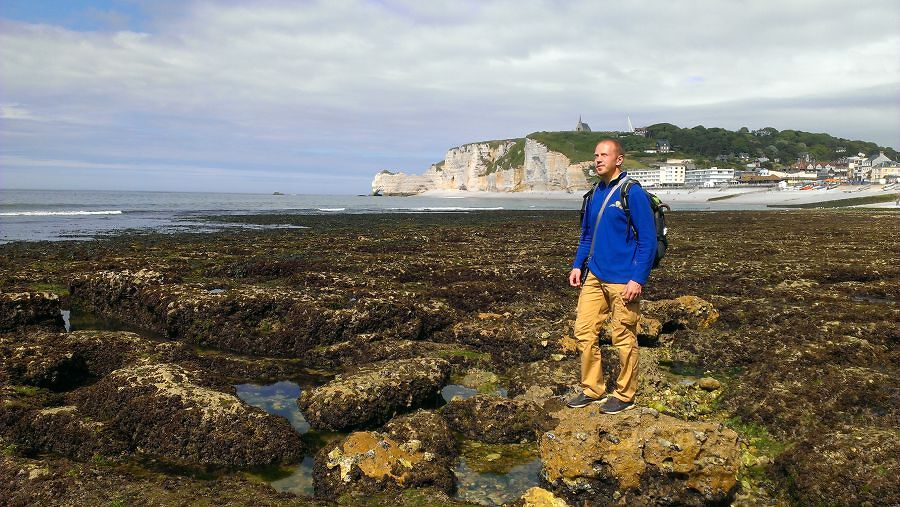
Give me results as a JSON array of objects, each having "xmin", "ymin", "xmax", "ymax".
[{"xmin": 574, "ymin": 273, "xmax": 640, "ymax": 402}]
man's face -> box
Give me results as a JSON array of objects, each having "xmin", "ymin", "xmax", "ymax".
[{"xmin": 594, "ymin": 141, "xmax": 623, "ymax": 180}]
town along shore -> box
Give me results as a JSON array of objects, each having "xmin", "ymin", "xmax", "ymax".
[{"xmin": 1, "ymin": 210, "xmax": 897, "ymax": 505}]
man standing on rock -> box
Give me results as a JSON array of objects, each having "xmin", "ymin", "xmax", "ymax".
[{"xmin": 567, "ymin": 139, "xmax": 656, "ymax": 414}]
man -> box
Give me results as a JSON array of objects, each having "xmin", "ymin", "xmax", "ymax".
[{"xmin": 567, "ymin": 139, "xmax": 657, "ymax": 414}]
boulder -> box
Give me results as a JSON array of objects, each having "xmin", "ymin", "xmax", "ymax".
[
  {"xmin": 74, "ymin": 362, "xmax": 303, "ymax": 466},
  {"xmin": 540, "ymin": 405, "xmax": 739, "ymax": 505},
  {"xmin": 313, "ymin": 431, "xmax": 454, "ymax": 500},
  {"xmin": 643, "ymin": 296, "xmax": 719, "ymax": 332},
  {"xmin": 440, "ymin": 395, "xmax": 541, "ymax": 444},
  {"xmin": 382, "ymin": 409, "xmax": 458, "ymax": 458},
  {"xmin": 0, "ymin": 292, "xmax": 65, "ymax": 332},
  {"xmin": 298, "ymin": 357, "xmax": 450, "ymax": 431}
]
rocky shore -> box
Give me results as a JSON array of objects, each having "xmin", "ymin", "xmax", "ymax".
[{"xmin": 1, "ymin": 210, "xmax": 897, "ymax": 505}]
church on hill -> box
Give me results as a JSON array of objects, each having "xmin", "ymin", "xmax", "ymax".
[{"xmin": 575, "ymin": 116, "xmax": 591, "ymax": 132}]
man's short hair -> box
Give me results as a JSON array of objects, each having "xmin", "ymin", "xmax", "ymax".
[{"xmin": 598, "ymin": 139, "xmax": 624, "ymax": 157}]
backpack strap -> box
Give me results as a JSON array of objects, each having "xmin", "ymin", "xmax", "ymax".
[
  {"xmin": 580, "ymin": 182, "xmax": 598, "ymax": 226},
  {"xmin": 621, "ymin": 178, "xmax": 637, "ymax": 239}
]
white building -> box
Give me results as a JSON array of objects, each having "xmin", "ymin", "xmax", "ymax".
[
  {"xmin": 627, "ymin": 164, "xmax": 686, "ymax": 187},
  {"xmin": 685, "ymin": 167, "xmax": 735, "ymax": 187}
]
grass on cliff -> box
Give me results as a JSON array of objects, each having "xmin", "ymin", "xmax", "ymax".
[
  {"xmin": 482, "ymin": 139, "xmax": 525, "ymax": 176},
  {"xmin": 526, "ymin": 131, "xmax": 657, "ymax": 163}
]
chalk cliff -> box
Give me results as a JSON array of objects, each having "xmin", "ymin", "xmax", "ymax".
[{"xmin": 372, "ymin": 139, "xmax": 593, "ymax": 195}]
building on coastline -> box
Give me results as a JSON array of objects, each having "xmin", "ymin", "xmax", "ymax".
[
  {"xmin": 871, "ymin": 161, "xmax": 900, "ymax": 184},
  {"xmin": 848, "ymin": 151, "xmax": 895, "ymax": 182},
  {"xmin": 575, "ymin": 116, "xmax": 591, "ymax": 132},
  {"xmin": 628, "ymin": 163, "xmax": 687, "ymax": 187},
  {"xmin": 685, "ymin": 167, "xmax": 735, "ymax": 188}
]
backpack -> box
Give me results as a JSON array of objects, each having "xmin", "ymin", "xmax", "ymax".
[
  {"xmin": 621, "ymin": 179, "xmax": 669, "ymax": 269},
  {"xmin": 579, "ymin": 178, "xmax": 670, "ymax": 269}
]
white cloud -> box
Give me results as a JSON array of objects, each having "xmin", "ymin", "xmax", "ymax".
[{"xmin": 1, "ymin": 0, "xmax": 898, "ymax": 192}]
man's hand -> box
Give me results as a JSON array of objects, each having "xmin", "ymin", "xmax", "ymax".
[
  {"xmin": 622, "ymin": 280, "xmax": 642, "ymax": 303},
  {"xmin": 569, "ymin": 268, "xmax": 582, "ymax": 287}
]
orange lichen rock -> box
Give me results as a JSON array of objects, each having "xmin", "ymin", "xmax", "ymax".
[{"xmin": 540, "ymin": 406, "xmax": 739, "ymax": 503}]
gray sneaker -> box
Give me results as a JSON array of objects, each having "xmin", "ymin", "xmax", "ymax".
[
  {"xmin": 566, "ymin": 391, "xmax": 608, "ymax": 408},
  {"xmin": 600, "ymin": 397, "xmax": 635, "ymax": 414}
]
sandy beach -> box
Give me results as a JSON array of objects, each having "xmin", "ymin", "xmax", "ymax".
[{"xmin": 421, "ymin": 185, "xmax": 900, "ymax": 209}]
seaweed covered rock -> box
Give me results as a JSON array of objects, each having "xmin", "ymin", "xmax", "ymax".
[
  {"xmin": 74, "ymin": 362, "xmax": 303, "ymax": 466},
  {"xmin": 643, "ymin": 296, "xmax": 719, "ymax": 332},
  {"xmin": 312, "ymin": 431, "xmax": 454, "ymax": 500},
  {"xmin": 70, "ymin": 270, "xmax": 454, "ymax": 357},
  {"xmin": 441, "ymin": 317, "xmax": 549, "ymax": 366},
  {"xmin": 0, "ymin": 291, "xmax": 65, "ymax": 332},
  {"xmin": 382, "ymin": 409, "xmax": 457, "ymax": 458},
  {"xmin": 0, "ymin": 330, "xmax": 187, "ymax": 390},
  {"xmin": 7, "ymin": 405, "xmax": 128, "ymax": 460},
  {"xmin": 441, "ymin": 395, "xmax": 542, "ymax": 444},
  {"xmin": 540, "ymin": 406, "xmax": 739, "ymax": 506},
  {"xmin": 774, "ymin": 425, "xmax": 899, "ymax": 505},
  {"xmin": 299, "ymin": 357, "xmax": 450, "ymax": 431}
]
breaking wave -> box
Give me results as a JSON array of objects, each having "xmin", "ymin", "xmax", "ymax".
[{"xmin": 0, "ymin": 210, "xmax": 124, "ymax": 216}]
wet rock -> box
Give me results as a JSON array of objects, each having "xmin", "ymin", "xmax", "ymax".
[
  {"xmin": 312, "ymin": 431, "xmax": 454, "ymax": 500},
  {"xmin": 74, "ymin": 362, "xmax": 303, "ymax": 466},
  {"xmin": 508, "ymin": 486, "xmax": 570, "ymax": 507},
  {"xmin": 540, "ymin": 405, "xmax": 739, "ymax": 505},
  {"xmin": 382, "ymin": 409, "xmax": 458, "ymax": 458},
  {"xmin": 298, "ymin": 357, "xmax": 450, "ymax": 431},
  {"xmin": 698, "ymin": 377, "xmax": 721, "ymax": 391},
  {"xmin": 0, "ymin": 292, "xmax": 65, "ymax": 332},
  {"xmin": 458, "ymin": 368, "xmax": 499, "ymax": 390},
  {"xmin": 643, "ymin": 295, "xmax": 719, "ymax": 332},
  {"xmin": 775, "ymin": 426, "xmax": 899, "ymax": 506},
  {"xmin": 441, "ymin": 395, "xmax": 542, "ymax": 444},
  {"xmin": 7, "ymin": 405, "xmax": 128, "ymax": 460}
]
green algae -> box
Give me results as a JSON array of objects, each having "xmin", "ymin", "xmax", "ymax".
[{"xmin": 458, "ymin": 440, "xmax": 538, "ymax": 474}]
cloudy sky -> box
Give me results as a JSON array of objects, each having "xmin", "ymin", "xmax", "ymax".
[{"xmin": 1, "ymin": 0, "xmax": 898, "ymax": 194}]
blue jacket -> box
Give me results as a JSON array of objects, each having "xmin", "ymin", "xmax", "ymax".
[{"xmin": 573, "ymin": 172, "xmax": 657, "ymax": 285}]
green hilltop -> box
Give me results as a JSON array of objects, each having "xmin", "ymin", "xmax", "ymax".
[{"xmin": 457, "ymin": 124, "xmax": 897, "ymax": 171}]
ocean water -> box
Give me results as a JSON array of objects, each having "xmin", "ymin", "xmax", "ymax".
[{"xmin": 0, "ymin": 189, "xmax": 586, "ymax": 243}]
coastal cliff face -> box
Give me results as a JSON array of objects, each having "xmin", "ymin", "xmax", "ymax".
[{"xmin": 371, "ymin": 139, "xmax": 593, "ymax": 195}]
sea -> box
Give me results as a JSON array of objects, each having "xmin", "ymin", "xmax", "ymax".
[
  {"xmin": 0, "ymin": 189, "xmax": 591, "ymax": 244},
  {"xmin": 0, "ymin": 188, "xmax": 764, "ymax": 244}
]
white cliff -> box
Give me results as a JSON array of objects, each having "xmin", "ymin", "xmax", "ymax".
[{"xmin": 371, "ymin": 138, "xmax": 593, "ymax": 195}]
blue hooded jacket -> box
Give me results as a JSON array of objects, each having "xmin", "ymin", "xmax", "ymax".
[{"xmin": 573, "ymin": 172, "xmax": 657, "ymax": 285}]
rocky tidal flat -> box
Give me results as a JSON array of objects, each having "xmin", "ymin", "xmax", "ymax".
[{"xmin": 1, "ymin": 209, "xmax": 897, "ymax": 506}]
